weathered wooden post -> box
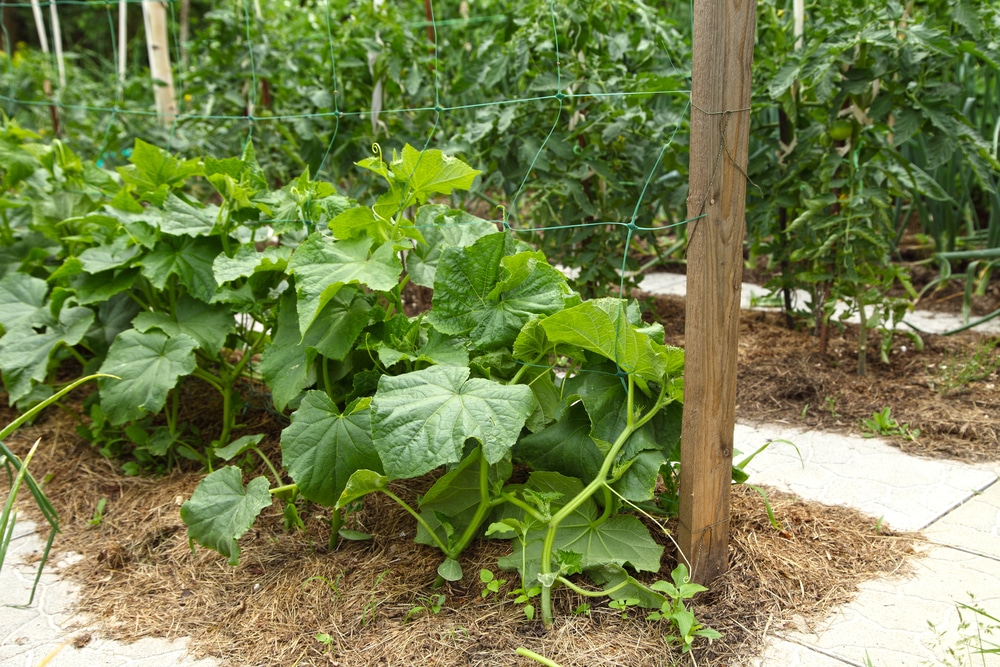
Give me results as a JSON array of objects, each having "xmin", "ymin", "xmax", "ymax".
[
  {"xmin": 142, "ymin": 0, "xmax": 177, "ymax": 126},
  {"xmin": 677, "ymin": 0, "xmax": 756, "ymax": 584}
]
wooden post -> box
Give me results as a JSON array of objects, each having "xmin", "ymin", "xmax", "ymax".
[
  {"xmin": 677, "ymin": 0, "xmax": 756, "ymax": 585},
  {"xmin": 142, "ymin": 0, "xmax": 177, "ymax": 126}
]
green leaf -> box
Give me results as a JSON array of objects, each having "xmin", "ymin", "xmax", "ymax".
[
  {"xmin": 305, "ymin": 287, "xmax": 373, "ymax": 361},
  {"xmin": 0, "ymin": 273, "xmax": 48, "ymax": 330},
  {"xmin": 541, "ymin": 298, "xmax": 666, "ymax": 382},
  {"xmin": 140, "ymin": 236, "xmax": 223, "ymax": 303},
  {"xmin": 214, "ymin": 434, "xmax": 265, "ymax": 461},
  {"xmin": 97, "ymin": 330, "xmax": 199, "ymax": 424},
  {"xmin": 153, "ymin": 194, "xmax": 217, "ymax": 237},
  {"xmin": 328, "ymin": 206, "xmax": 391, "ymax": 242},
  {"xmin": 258, "ymin": 291, "xmax": 316, "ymax": 412},
  {"xmin": 377, "ymin": 320, "xmax": 469, "ymax": 369},
  {"xmin": 407, "ymin": 205, "xmax": 498, "ymax": 288},
  {"xmin": 213, "ymin": 245, "xmax": 291, "ymax": 284},
  {"xmin": 180, "ymin": 467, "xmax": 271, "ymax": 566},
  {"xmin": 428, "ymin": 233, "xmax": 572, "ymax": 349},
  {"xmin": 281, "ymin": 393, "xmax": 381, "ymax": 506},
  {"xmin": 498, "ymin": 472, "xmax": 663, "ymax": 585},
  {"xmin": 77, "ymin": 235, "xmax": 141, "ymax": 274},
  {"xmin": 588, "ymin": 564, "xmax": 667, "ymax": 610},
  {"xmin": 438, "ymin": 557, "xmax": 463, "ymax": 582},
  {"xmin": 415, "ymin": 447, "xmax": 512, "ymax": 548},
  {"xmin": 395, "ymin": 144, "xmax": 482, "ymax": 203},
  {"xmin": 0, "ymin": 306, "xmax": 95, "ymax": 404},
  {"xmin": 288, "ymin": 233, "xmax": 402, "ymax": 335},
  {"xmin": 337, "ymin": 469, "xmax": 389, "ymax": 507},
  {"xmin": 513, "ymin": 403, "xmax": 602, "ymax": 482},
  {"xmin": 132, "ymin": 294, "xmax": 234, "ymax": 351},
  {"xmin": 118, "ymin": 139, "xmax": 202, "ymax": 194},
  {"xmin": 371, "ymin": 365, "xmax": 535, "ymax": 480}
]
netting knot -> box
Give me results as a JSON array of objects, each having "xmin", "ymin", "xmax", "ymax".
[{"xmin": 554, "ymin": 91, "xmax": 566, "ymax": 101}]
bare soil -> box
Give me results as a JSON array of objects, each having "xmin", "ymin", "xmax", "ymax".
[{"xmin": 5, "ymin": 286, "xmax": 998, "ymax": 666}]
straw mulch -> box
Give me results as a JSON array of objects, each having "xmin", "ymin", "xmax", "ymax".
[{"xmin": 3, "ymin": 405, "xmax": 917, "ymax": 667}]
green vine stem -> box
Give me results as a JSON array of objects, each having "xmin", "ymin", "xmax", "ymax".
[
  {"xmin": 328, "ymin": 509, "xmax": 343, "ymax": 550},
  {"xmin": 515, "ymin": 648, "xmax": 565, "ymax": 667},
  {"xmin": 537, "ymin": 375, "xmax": 669, "ymax": 627}
]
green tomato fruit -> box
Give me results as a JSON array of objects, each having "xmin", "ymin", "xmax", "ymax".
[{"xmin": 828, "ymin": 119, "xmax": 855, "ymax": 141}]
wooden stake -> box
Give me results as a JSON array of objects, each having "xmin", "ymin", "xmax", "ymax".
[
  {"xmin": 49, "ymin": 0, "xmax": 66, "ymax": 88},
  {"xmin": 118, "ymin": 0, "xmax": 128, "ymax": 99},
  {"xmin": 142, "ymin": 0, "xmax": 177, "ymax": 126},
  {"xmin": 28, "ymin": 0, "xmax": 59, "ymax": 134},
  {"xmin": 677, "ymin": 0, "xmax": 756, "ymax": 585}
]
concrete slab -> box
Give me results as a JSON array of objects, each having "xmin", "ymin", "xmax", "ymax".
[
  {"xmin": 760, "ymin": 545, "xmax": 1000, "ymax": 667},
  {"xmin": 0, "ymin": 522, "xmax": 217, "ymax": 667},
  {"xmin": 924, "ymin": 482, "xmax": 1000, "ymax": 560},
  {"xmin": 736, "ymin": 422, "xmax": 997, "ymax": 532},
  {"xmin": 748, "ymin": 637, "xmax": 863, "ymax": 666},
  {"xmin": 637, "ymin": 271, "xmax": 1000, "ymax": 335}
]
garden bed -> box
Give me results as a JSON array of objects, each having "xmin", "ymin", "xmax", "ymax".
[{"xmin": 11, "ymin": 288, "xmax": 997, "ymax": 665}]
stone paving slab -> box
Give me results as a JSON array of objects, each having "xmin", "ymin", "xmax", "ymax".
[
  {"xmin": 637, "ymin": 272, "xmax": 1000, "ymax": 335},
  {"xmin": 736, "ymin": 422, "xmax": 997, "ymax": 532},
  {"xmin": 924, "ymin": 482, "xmax": 1000, "ymax": 560},
  {"xmin": 0, "ymin": 522, "xmax": 217, "ymax": 667},
  {"xmin": 758, "ymin": 545, "xmax": 1000, "ymax": 667}
]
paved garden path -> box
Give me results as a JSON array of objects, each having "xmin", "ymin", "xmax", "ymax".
[{"xmin": 2, "ymin": 273, "xmax": 998, "ymax": 666}]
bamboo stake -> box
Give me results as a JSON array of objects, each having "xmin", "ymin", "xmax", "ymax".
[
  {"xmin": 49, "ymin": 0, "xmax": 66, "ymax": 88},
  {"xmin": 118, "ymin": 0, "xmax": 128, "ymax": 99},
  {"xmin": 677, "ymin": 0, "xmax": 756, "ymax": 585},
  {"xmin": 28, "ymin": 0, "xmax": 59, "ymax": 133},
  {"xmin": 142, "ymin": 0, "xmax": 177, "ymax": 126}
]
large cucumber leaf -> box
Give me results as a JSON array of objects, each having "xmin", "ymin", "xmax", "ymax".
[
  {"xmin": 281, "ymin": 393, "xmax": 381, "ymax": 506},
  {"xmin": 407, "ymin": 204, "xmax": 497, "ymax": 288},
  {"xmin": 287, "ymin": 233, "xmax": 401, "ymax": 336},
  {"xmin": 139, "ymin": 235, "xmax": 223, "ymax": 303},
  {"xmin": 540, "ymin": 298, "xmax": 668, "ymax": 382},
  {"xmin": 97, "ymin": 329, "xmax": 198, "ymax": 424},
  {"xmin": 428, "ymin": 233, "xmax": 573, "ymax": 350},
  {"xmin": 0, "ymin": 273, "xmax": 49, "ymax": 330},
  {"xmin": 0, "ymin": 306, "xmax": 94, "ymax": 404},
  {"xmin": 180, "ymin": 467, "xmax": 271, "ymax": 566},
  {"xmin": 213, "ymin": 245, "xmax": 291, "ymax": 284},
  {"xmin": 132, "ymin": 294, "xmax": 234, "ymax": 351},
  {"xmin": 394, "ymin": 144, "xmax": 482, "ymax": 202},
  {"xmin": 371, "ymin": 365, "xmax": 534, "ymax": 480},
  {"xmin": 512, "ymin": 403, "xmax": 602, "ymax": 482}
]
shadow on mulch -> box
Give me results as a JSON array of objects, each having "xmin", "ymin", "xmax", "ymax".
[{"xmin": 3, "ymin": 405, "xmax": 917, "ymax": 667}]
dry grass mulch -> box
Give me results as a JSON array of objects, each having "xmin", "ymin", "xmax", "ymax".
[{"xmin": 3, "ymin": 409, "xmax": 917, "ymax": 667}]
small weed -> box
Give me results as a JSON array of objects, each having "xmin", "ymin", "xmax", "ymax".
[
  {"xmin": 799, "ymin": 403, "xmax": 810, "ymax": 419},
  {"xmin": 510, "ymin": 584, "xmax": 541, "ymax": 621},
  {"xmin": 862, "ymin": 407, "xmax": 920, "ymax": 441},
  {"xmin": 87, "ymin": 498, "xmax": 107, "ymax": 526},
  {"xmin": 315, "ymin": 632, "xmax": 334, "ymax": 647},
  {"xmin": 479, "ymin": 568, "xmax": 506, "ymax": 599},
  {"xmin": 647, "ymin": 563, "xmax": 723, "ymax": 653},
  {"xmin": 932, "ymin": 338, "xmax": 1000, "ymax": 396},
  {"xmin": 825, "ymin": 395, "xmax": 840, "ymax": 418},
  {"xmin": 404, "ymin": 593, "xmax": 446, "ymax": 623},
  {"xmin": 924, "ymin": 594, "xmax": 1000, "ymax": 666},
  {"xmin": 361, "ymin": 569, "xmax": 391, "ymax": 627}
]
